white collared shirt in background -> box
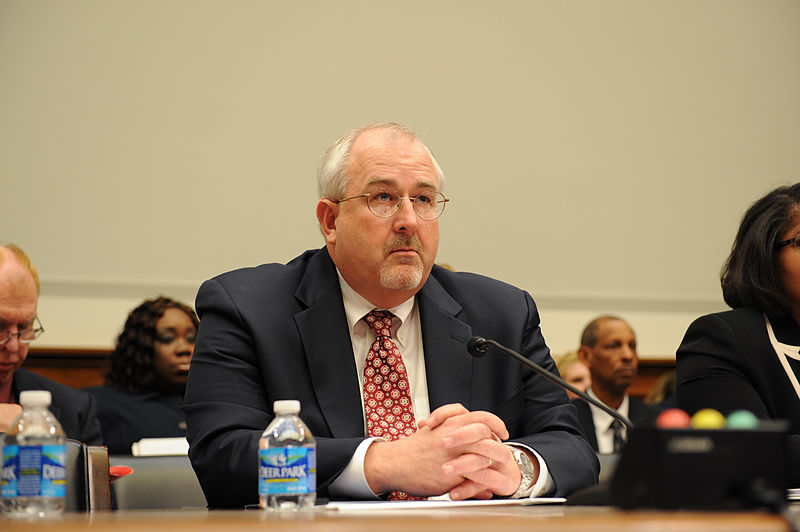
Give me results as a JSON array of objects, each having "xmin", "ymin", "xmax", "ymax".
[{"xmin": 586, "ymin": 387, "xmax": 630, "ymax": 454}]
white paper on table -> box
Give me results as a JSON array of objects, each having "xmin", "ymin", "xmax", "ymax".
[
  {"xmin": 324, "ymin": 497, "xmax": 566, "ymax": 511},
  {"xmin": 130, "ymin": 437, "xmax": 189, "ymax": 456}
]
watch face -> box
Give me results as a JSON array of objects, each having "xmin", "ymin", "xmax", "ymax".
[
  {"xmin": 515, "ymin": 450, "xmax": 534, "ymax": 476},
  {"xmin": 512, "ymin": 449, "xmax": 535, "ymax": 497}
]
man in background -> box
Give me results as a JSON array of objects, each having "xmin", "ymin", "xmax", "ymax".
[
  {"xmin": 185, "ymin": 122, "xmax": 598, "ymax": 508},
  {"xmin": 573, "ymin": 315, "xmax": 662, "ymax": 453},
  {"xmin": 0, "ymin": 244, "xmax": 102, "ymax": 444}
]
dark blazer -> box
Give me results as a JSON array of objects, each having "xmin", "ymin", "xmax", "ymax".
[
  {"xmin": 676, "ymin": 307, "xmax": 800, "ymax": 483},
  {"xmin": 12, "ymin": 368, "xmax": 103, "ymax": 445},
  {"xmin": 572, "ymin": 396, "xmax": 663, "ymax": 452},
  {"xmin": 84, "ymin": 385, "xmax": 186, "ymax": 455},
  {"xmin": 184, "ymin": 248, "xmax": 599, "ymax": 508}
]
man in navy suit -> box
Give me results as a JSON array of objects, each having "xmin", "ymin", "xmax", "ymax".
[
  {"xmin": 184, "ymin": 123, "xmax": 598, "ymax": 508},
  {"xmin": 572, "ymin": 316, "xmax": 662, "ymax": 453}
]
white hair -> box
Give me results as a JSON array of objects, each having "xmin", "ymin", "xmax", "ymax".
[{"xmin": 317, "ymin": 122, "xmax": 446, "ymax": 200}]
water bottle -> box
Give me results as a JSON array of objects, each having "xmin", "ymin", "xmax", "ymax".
[
  {"xmin": 258, "ymin": 400, "xmax": 316, "ymax": 511},
  {"xmin": 1, "ymin": 390, "xmax": 66, "ymax": 518}
]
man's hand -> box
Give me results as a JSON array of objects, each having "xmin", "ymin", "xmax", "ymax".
[
  {"xmin": 420, "ymin": 403, "xmax": 523, "ymax": 499},
  {"xmin": 363, "ymin": 403, "xmax": 523, "ymax": 499},
  {"xmin": 0, "ymin": 403, "xmax": 22, "ymax": 433}
]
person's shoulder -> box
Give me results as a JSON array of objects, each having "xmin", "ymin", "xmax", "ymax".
[
  {"xmin": 199, "ymin": 248, "xmax": 331, "ymax": 304},
  {"xmin": 210, "ymin": 249, "xmax": 323, "ymax": 284},
  {"xmin": 15, "ymin": 369, "xmax": 92, "ymax": 403},
  {"xmin": 688, "ymin": 307, "xmax": 763, "ymax": 330},
  {"xmin": 429, "ymin": 265, "xmax": 526, "ymax": 296},
  {"xmin": 204, "ymin": 248, "xmax": 333, "ymax": 289},
  {"xmin": 425, "ymin": 266, "xmax": 535, "ymax": 321}
]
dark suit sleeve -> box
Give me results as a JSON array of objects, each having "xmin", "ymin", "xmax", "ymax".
[
  {"xmin": 184, "ymin": 278, "xmax": 363, "ymax": 508},
  {"xmin": 571, "ymin": 399, "xmax": 599, "ymax": 452},
  {"xmin": 78, "ymin": 392, "xmax": 103, "ymax": 446},
  {"xmin": 676, "ymin": 313, "xmax": 770, "ymax": 417},
  {"xmin": 508, "ymin": 292, "xmax": 600, "ymax": 496},
  {"xmin": 13, "ymin": 369, "xmax": 103, "ymax": 445}
]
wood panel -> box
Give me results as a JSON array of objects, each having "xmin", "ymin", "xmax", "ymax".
[
  {"xmin": 21, "ymin": 347, "xmax": 677, "ymax": 402},
  {"xmin": 22, "ymin": 347, "xmax": 110, "ymax": 389},
  {"xmin": 629, "ymin": 359, "xmax": 676, "ymax": 401}
]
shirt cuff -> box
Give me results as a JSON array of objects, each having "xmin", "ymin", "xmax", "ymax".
[
  {"xmin": 505, "ymin": 442, "xmax": 555, "ymax": 498},
  {"xmin": 327, "ymin": 437, "xmax": 384, "ymax": 499}
]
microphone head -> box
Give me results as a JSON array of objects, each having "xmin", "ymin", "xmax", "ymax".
[{"xmin": 466, "ymin": 336, "xmax": 488, "ymax": 357}]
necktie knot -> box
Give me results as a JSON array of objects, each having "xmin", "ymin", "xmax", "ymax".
[{"xmin": 365, "ymin": 310, "xmax": 394, "ymax": 338}]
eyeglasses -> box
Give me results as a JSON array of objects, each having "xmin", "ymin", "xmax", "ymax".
[
  {"xmin": 335, "ymin": 190, "xmax": 449, "ymax": 220},
  {"xmin": 777, "ymin": 236, "xmax": 800, "ymax": 251},
  {"xmin": 0, "ymin": 317, "xmax": 45, "ymax": 346}
]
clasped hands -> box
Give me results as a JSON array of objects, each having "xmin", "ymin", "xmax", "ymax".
[{"xmin": 363, "ymin": 403, "xmax": 526, "ymax": 500}]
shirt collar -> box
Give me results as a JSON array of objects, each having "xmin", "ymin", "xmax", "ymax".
[
  {"xmin": 336, "ymin": 270, "xmax": 416, "ymax": 334},
  {"xmin": 587, "ymin": 387, "xmax": 631, "ymax": 430}
]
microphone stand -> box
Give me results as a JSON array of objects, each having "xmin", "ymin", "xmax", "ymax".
[{"xmin": 467, "ymin": 336, "xmax": 634, "ymax": 431}]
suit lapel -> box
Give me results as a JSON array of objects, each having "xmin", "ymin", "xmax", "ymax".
[
  {"xmin": 417, "ymin": 275, "xmax": 474, "ymax": 411},
  {"xmin": 294, "ymin": 250, "xmax": 364, "ymax": 439}
]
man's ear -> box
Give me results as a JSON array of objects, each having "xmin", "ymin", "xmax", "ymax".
[
  {"xmin": 316, "ymin": 199, "xmax": 338, "ymax": 245},
  {"xmin": 577, "ymin": 346, "xmax": 591, "ymax": 367}
]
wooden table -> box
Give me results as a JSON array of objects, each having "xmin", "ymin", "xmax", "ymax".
[{"xmin": 0, "ymin": 505, "xmax": 792, "ymax": 532}]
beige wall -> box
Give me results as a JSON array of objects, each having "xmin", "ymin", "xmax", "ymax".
[{"xmin": 2, "ymin": 1, "xmax": 799, "ymax": 358}]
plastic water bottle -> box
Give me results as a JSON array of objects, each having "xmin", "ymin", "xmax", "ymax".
[
  {"xmin": 1, "ymin": 390, "xmax": 66, "ymax": 518},
  {"xmin": 258, "ymin": 400, "xmax": 316, "ymax": 511}
]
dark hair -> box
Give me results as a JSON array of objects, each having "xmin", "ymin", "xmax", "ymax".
[
  {"xmin": 580, "ymin": 315, "xmax": 625, "ymax": 347},
  {"xmin": 721, "ymin": 183, "xmax": 800, "ymax": 316},
  {"xmin": 106, "ymin": 296, "xmax": 199, "ymax": 393}
]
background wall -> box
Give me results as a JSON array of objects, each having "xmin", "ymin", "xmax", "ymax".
[{"xmin": 2, "ymin": 1, "xmax": 799, "ymax": 358}]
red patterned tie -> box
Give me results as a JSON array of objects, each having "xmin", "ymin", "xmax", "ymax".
[{"xmin": 362, "ymin": 310, "xmax": 422, "ymax": 501}]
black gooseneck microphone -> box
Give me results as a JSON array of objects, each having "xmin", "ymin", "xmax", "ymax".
[{"xmin": 466, "ymin": 336, "xmax": 633, "ymax": 431}]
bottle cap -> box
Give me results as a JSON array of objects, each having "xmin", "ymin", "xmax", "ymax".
[
  {"xmin": 273, "ymin": 400, "xmax": 301, "ymax": 415},
  {"xmin": 19, "ymin": 390, "xmax": 52, "ymax": 407}
]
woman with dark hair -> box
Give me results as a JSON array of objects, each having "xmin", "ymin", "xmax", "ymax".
[
  {"xmin": 676, "ymin": 183, "xmax": 800, "ymax": 483},
  {"xmin": 85, "ymin": 296, "xmax": 199, "ymax": 455}
]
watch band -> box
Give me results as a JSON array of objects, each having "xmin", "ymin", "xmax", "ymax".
[{"xmin": 510, "ymin": 447, "xmax": 535, "ymax": 498}]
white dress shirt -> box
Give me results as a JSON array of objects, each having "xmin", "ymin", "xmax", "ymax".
[{"xmin": 586, "ymin": 387, "xmax": 631, "ymax": 454}]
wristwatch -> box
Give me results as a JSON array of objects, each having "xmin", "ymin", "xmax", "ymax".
[{"xmin": 510, "ymin": 447, "xmax": 536, "ymax": 498}]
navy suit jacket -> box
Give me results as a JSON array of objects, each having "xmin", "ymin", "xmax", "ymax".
[
  {"xmin": 676, "ymin": 307, "xmax": 800, "ymax": 484},
  {"xmin": 571, "ymin": 396, "xmax": 663, "ymax": 452},
  {"xmin": 12, "ymin": 368, "xmax": 103, "ymax": 445},
  {"xmin": 184, "ymin": 248, "xmax": 598, "ymax": 508}
]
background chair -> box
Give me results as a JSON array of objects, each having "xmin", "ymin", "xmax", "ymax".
[{"xmin": 109, "ymin": 455, "xmax": 207, "ymax": 509}]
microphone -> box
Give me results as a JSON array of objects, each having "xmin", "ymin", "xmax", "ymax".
[
  {"xmin": 467, "ymin": 336, "xmax": 789, "ymax": 511},
  {"xmin": 467, "ymin": 336, "xmax": 633, "ymax": 431}
]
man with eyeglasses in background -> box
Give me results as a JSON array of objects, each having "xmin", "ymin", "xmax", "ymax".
[
  {"xmin": 184, "ymin": 123, "xmax": 598, "ymax": 508},
  {"xmin": 0, "ymin": 244, "xmax": 102, "ymax": 444}
]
